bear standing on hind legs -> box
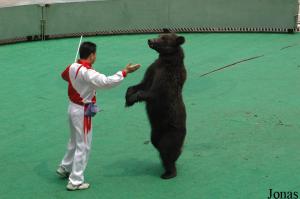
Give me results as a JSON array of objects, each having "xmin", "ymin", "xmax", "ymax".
[{"xmin": 125, "ymin": 30, "xmax": 187, "ymax": 179}]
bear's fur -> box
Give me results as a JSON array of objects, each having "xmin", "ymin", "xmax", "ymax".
[{"xmin": 125, "ymin": 31, "xmax": 187, "ymax": 179}]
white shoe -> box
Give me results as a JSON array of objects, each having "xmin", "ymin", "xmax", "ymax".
[
  {"xmin": 56, "ymin": 166, "xmax": 70, "ymax": 178},
  {"xmin": 66, "ymin": 182, "xmax": 90, "ymax": 191}
]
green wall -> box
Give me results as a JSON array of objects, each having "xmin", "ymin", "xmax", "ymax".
[
  {"xmin": 0, "ymin": 0, "xmax": 298, "ymax": 43},
  {"xmin": 0, "ymin": 5, "xmax": 41, "ymax": 41}
]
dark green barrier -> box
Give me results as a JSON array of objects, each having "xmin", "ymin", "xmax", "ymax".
[{"xmin": 0, "ymin": 0, "xmax": 298, "ymax": 44}]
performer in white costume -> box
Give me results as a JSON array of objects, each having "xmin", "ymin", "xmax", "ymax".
[{"xmin": 56, "ymin": 41, "xmax": 140, "ymax": 191}]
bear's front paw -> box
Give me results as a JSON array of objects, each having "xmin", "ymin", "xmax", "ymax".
[
  {"xmin": 125, "ymin": 86, "xmax": 137, "ymax": 99},
  {"xmin": 125, "ymin": 93, "xmax": 138, "ymax": 107},
  {"xmin": 125, "ymin": 102, "xmax": 134, "ymax": 107},
  {"xmin": 125, "ymin": 99, "xmax": 134, "ymax": 107}
]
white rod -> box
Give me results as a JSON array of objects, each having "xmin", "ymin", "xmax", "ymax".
[{"xmin": 74, "ymin": 35, "xmax": 83, "ymax": 62}]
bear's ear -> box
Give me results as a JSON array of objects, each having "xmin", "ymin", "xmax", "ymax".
[
  {"xmin": 176, "ymin": 36, "xmax": 185, "ymax": 45},
  {"xmin": 163, "ymin": 28, "xmax": 171, "ymax": 33}
]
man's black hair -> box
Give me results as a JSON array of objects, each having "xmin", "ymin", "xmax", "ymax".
[{"xmin": 79, "ymin": 42, "xmax": 96, "ymax": 59}]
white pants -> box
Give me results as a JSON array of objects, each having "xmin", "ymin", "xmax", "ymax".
[{"xmin": 60, "ymin": 101, "xmax": 93, "ymax": 185}]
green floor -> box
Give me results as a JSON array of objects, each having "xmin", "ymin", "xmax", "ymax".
[{"xmin": 0, "ymin": 33, "xmax": 300, "ymax": 199}]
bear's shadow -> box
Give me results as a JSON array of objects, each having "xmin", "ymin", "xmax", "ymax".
[{"xmin": 102, "ymin": 158, "xmax": 163, "ymax": 178}]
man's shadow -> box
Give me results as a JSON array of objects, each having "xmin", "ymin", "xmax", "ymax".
[{"xmin": 34, "ymin": 161, "xmax": 67, "ymax": 186}]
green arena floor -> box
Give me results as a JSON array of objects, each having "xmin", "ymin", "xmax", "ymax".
[{"xmin": 0, "ymin": 32, "xmax": 300, "ymax": 199}]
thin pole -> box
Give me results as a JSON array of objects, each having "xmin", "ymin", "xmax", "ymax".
[{"xmin": 75, "ymin": 35, "xmax": 83, "ymax": 62}]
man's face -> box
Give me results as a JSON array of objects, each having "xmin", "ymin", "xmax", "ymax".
[{"xmin": 90, "ymin": 53, "xmax": 96, "ymax": 64}]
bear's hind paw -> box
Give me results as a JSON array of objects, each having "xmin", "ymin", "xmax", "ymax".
[{"xmin": 160, "ymin": 171, "xmax": 177, "ymax": 180}]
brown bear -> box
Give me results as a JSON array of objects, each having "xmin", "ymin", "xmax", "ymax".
[{"xmin": 125, "ymin": 30, "xmax": 187, "ymax": 179}]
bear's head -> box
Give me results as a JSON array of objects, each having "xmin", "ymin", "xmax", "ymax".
[{"xmin": 148, "ymin": 31, "xmax": 185, "ymax": 55}]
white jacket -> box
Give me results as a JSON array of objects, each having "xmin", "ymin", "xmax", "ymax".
[{"xmin": 61, "ymin": 60, "xmax": 126, "ymax": 105}]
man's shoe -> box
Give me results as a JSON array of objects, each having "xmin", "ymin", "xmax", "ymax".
[
  {"xmin": 66, "ymin": 182, "xmax": 90, "ymax": 191},
  {"xmin": 56, "ymin": 166, "xmax": 70, "ymax": 178}
]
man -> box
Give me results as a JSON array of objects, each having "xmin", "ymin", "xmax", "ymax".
[{"xmin": 57, "ymin": 41, "xmax": 140, "ymax": 191}]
